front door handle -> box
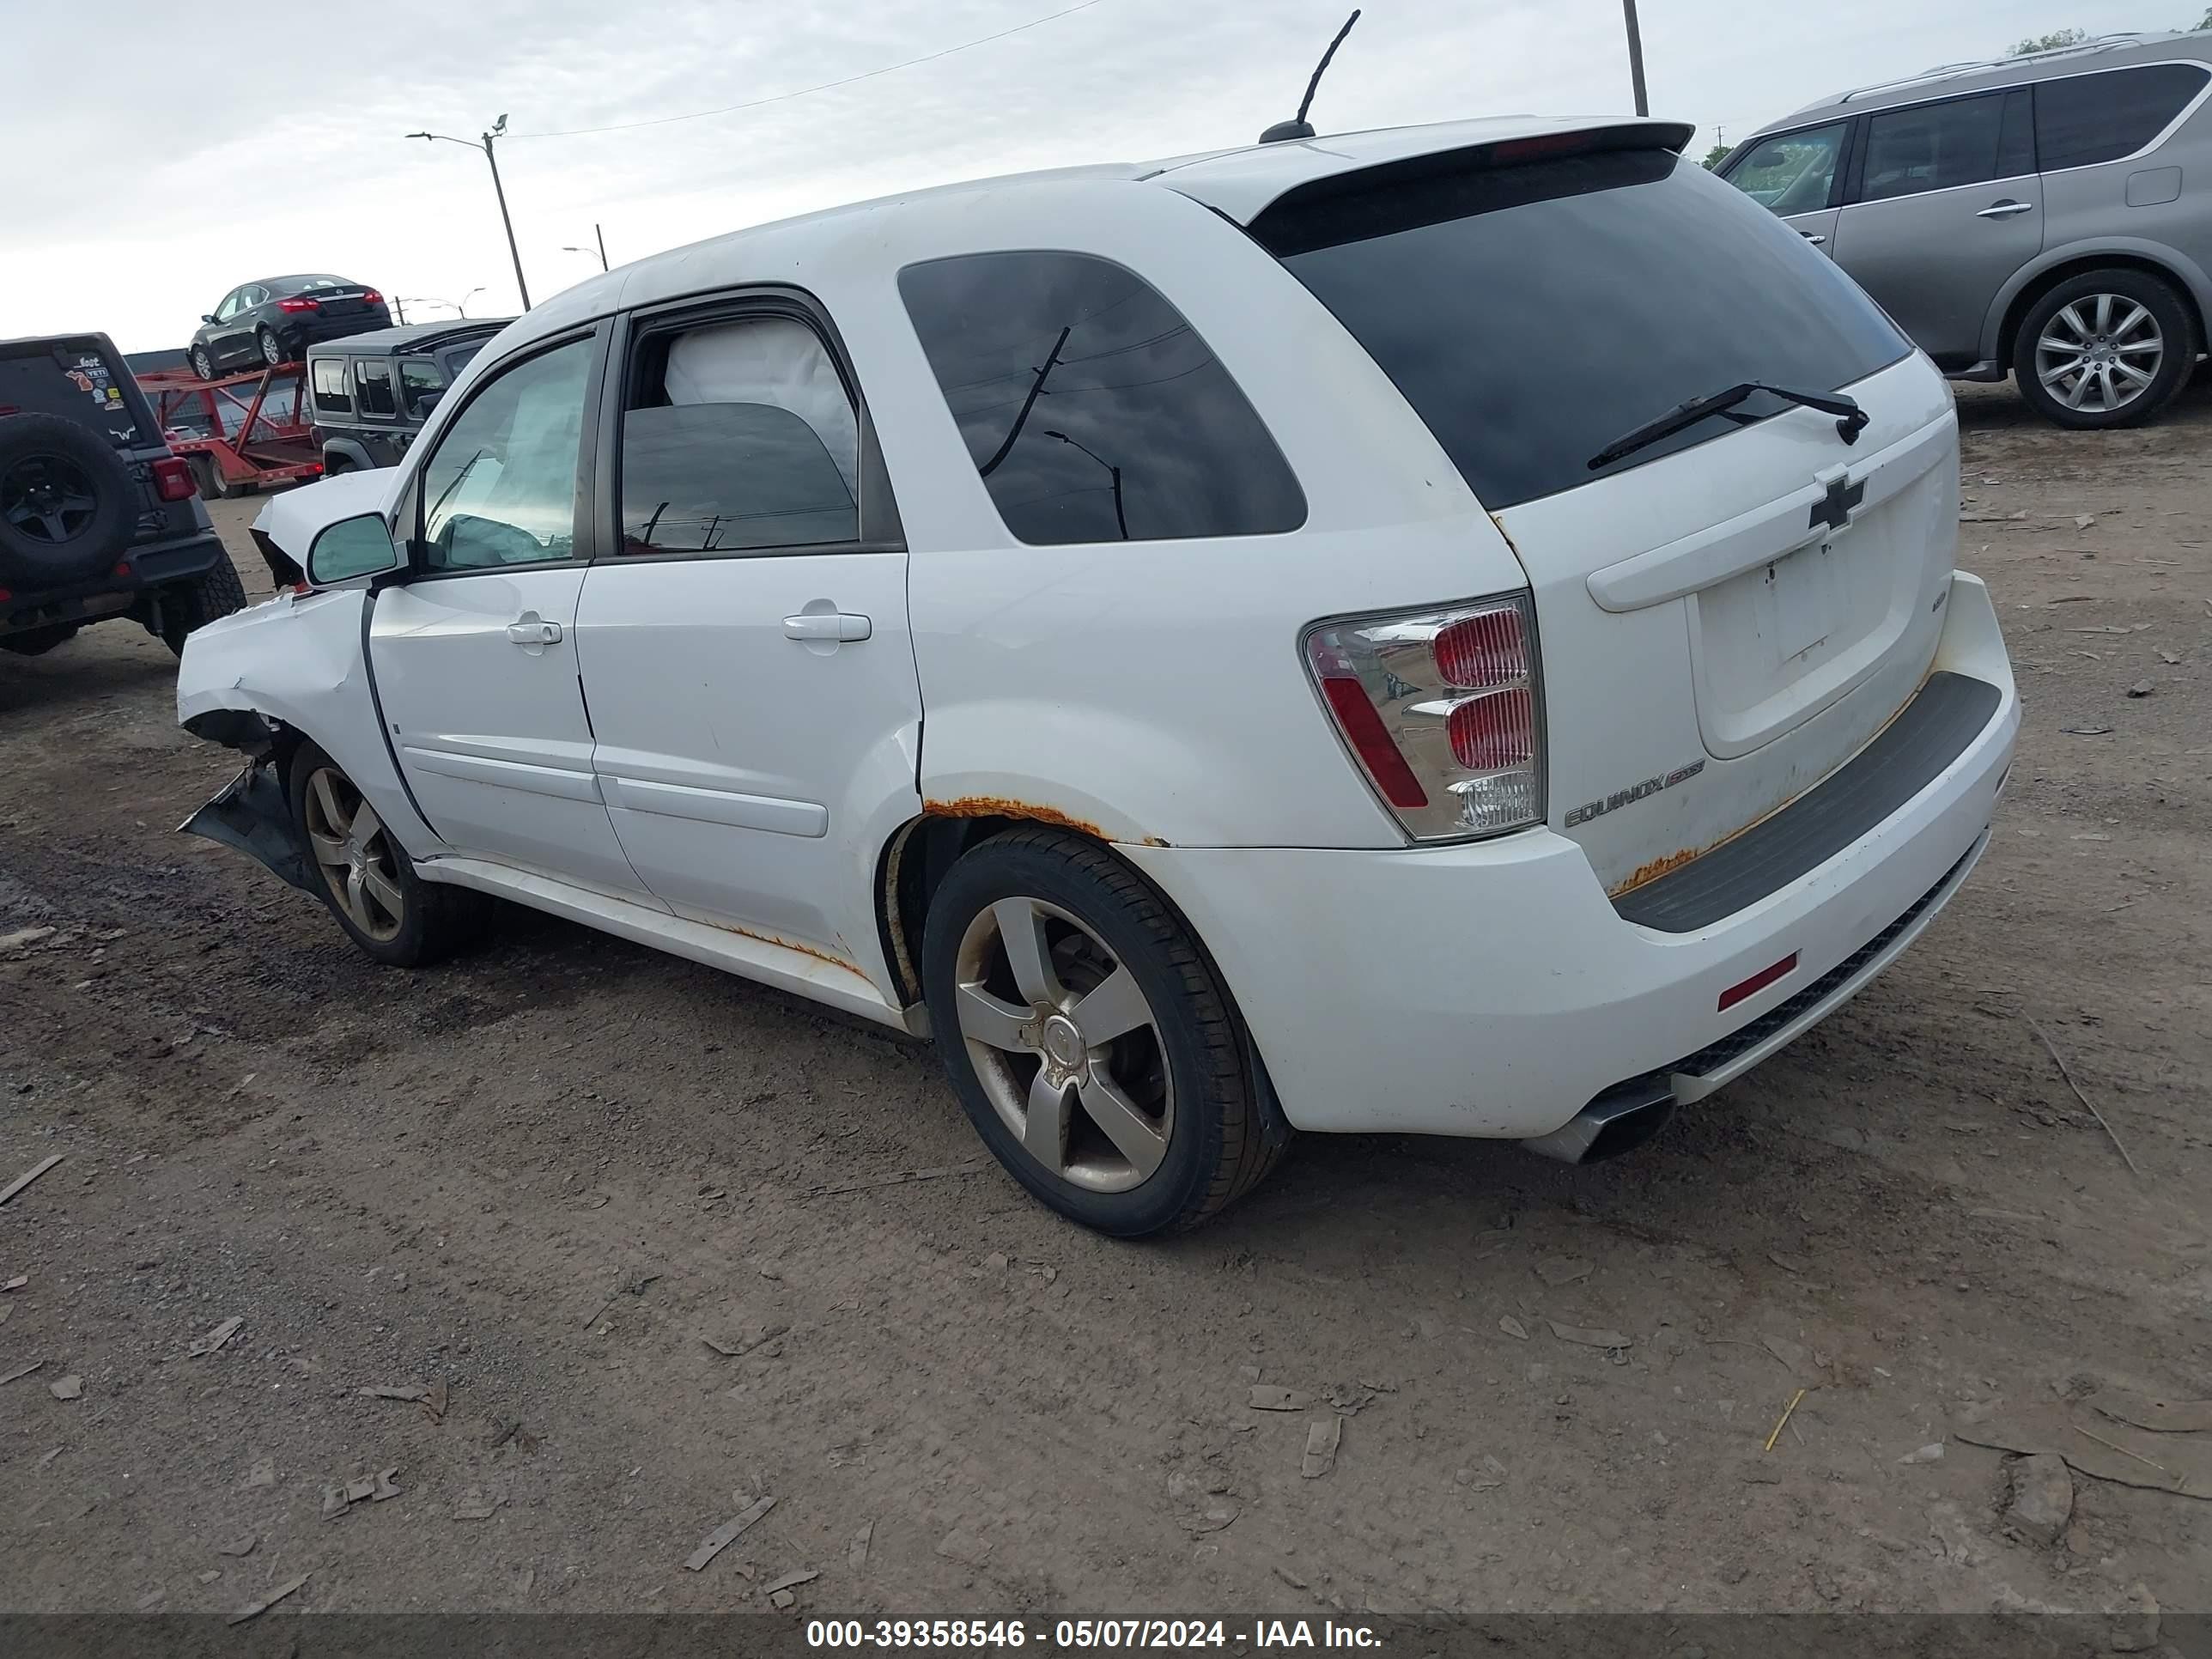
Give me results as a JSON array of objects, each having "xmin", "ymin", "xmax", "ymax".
[
  {"xmin": 505, "ymin": 615, "xmax": 563, "ymax": 647},
  {"xmin": 1977, "ymin": 199, "xmax": 2034, "ymax": 219},
  {"xmin": 783, "ymin": 611, "xmax": 871, "ymax": 642},
  {"xmin": 1799, "ymin": 231, "xmax": 1827, "ymax": 245}
]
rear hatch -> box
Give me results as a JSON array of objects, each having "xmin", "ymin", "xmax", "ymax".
[{"xmin": 1244, "ymin": 137, "xmax": 1956, "ymax": 896}]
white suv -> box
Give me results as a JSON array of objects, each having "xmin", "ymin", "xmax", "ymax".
[{"xmin": 178, "ymin": 115, "xmax": 2019, "ymax": 1236}]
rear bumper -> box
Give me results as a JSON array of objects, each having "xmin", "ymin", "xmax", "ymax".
[
  {"xmin": 2, "ymin": 532, "xmax": 230, "ymax": 638},
  {"xmin": 1126, "ymin": 572, "xmax": 2017, "ymax": 1139}
]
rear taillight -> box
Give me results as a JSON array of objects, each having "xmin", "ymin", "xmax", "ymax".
[
  {"xmin": 1304, "ymin": 593, "xmax": 1544, "ymax": 841},
  {"xmin": 150, "ymin": 455, "xmax": 197, "ymax": 501},
  {"xmin": 278, "ymin": 296, "xmax": 320, "ymax": 313},
  {"xmin": 360, "ymin": 289, "xmax": 383, "ymax": 306}
]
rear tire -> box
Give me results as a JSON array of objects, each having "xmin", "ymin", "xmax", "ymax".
[
  {"xmin": 2014, "ymin": 270, "xmax": 2196, "ymax": 429},
  {"xmin": 185, "ymin": 453, "xmax": 232, "ymax": 501},
  {"xmin": 920, "ymin": 827, "xmax": 1288, "ymax": 1236},
  {"xmin": 151, "ymin": 556, "xmax": 246, "ymax": 654},
  {"xmin": 258, "ymin": 326, "xmax": 284, "ymax": 367},
  {"xmin": 286, "ymin": 741, "xmax": 490, "ymax": 967}
]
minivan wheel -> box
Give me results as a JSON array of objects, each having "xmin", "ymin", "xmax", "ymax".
[
  {"xmin": 287, "ymin": 742, "xmax": 489, "ymax": 967},
  {"xmin": 921, "ymin": 827, "xmax": 1287, "ymax": 1236},
  {"xmin": 2014, "ymin": 271, "xmax": 2196, "ymax": 429}
]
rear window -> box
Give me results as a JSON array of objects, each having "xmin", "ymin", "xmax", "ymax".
[
  {"xmin": 1254, "ymin": 147, "xmax": 1911, "ymax": 511},
  {"xmin": 899, "ymin": 251, "xmax": 1305, "ymax": 545},
  {"xmin": 0, "ymin": 340, "xmax": 144, "ymax": 448},
  {"xmin": 2035, "ymin": 63, "xmax": 2209, "ymax": 171}
]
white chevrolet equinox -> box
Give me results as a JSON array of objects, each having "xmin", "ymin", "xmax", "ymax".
[{"xmin": 178, "ymin": 116, "xmax": 2020, "ymax": 1235}]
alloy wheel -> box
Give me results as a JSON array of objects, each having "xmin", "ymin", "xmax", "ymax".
[
  {"xmin": 0, "ymin": 453, "xmax": 99, "ymax": 544},
  {"xmin": 2035, "ymin": 294, "xmax": 2163, "ymax": 414},
  {"xmin": 301, "ymin": 767, "xmax": 405, "ymax": 942},
  {"xmin": 953, "ymin": 896, "xmax": 1174, "ymax": 1193},
  {"xmin": 191, "ymin": 347, "xmax": 212, "ymax": 380},
  {"xmin": 260, "ymin": 330, "xmax": 283, "ymax": 366}
]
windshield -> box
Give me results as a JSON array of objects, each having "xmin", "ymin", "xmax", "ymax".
[{"xmin": 1253, "ymin": 146, "xmax": 1911, "ymax": 510}]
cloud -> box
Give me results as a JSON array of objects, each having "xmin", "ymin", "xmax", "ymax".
[{"xmin": 2, "ymin": 0, "xmax": 2157, "ymax": 349}]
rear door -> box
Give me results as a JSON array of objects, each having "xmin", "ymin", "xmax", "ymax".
[
  {"xmin": 1722, "ymin": 119, "xmax": 1851, "ymax": 255},
  {"xmin": 574, "ymin": 296, "xmax": 921, "ymax": 960},
  {"xmin": 368, "ymin": 326, "xmax": 654, "ymax": 897},
  {"xmin": 1830, "ymin": 89, "xmax": 2042, "ymax": 364}
]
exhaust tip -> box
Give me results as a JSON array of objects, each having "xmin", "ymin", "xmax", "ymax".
[{"xmin": 1520, "ymin": 1077, "xmax": 1678, "ymax": 1165}]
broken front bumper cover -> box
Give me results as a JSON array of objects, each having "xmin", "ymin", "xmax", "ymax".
[{"xmin": 179, "ymin": 757, "xmax": 311, "ymax": 892}]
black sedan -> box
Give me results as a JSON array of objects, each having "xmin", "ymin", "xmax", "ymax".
[{"xmin": 187, "ymin": 276, "xmax": 392, "ymax": 380}]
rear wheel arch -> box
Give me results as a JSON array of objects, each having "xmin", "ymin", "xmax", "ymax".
[{"xmin": 1995, "ymin": 252, "xmax": 2206, "ymax": 368}]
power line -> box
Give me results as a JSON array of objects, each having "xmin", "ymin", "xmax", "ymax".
[{"xmin": 513, "ymin": 0, "xmax": 1108, "ymax": 139}]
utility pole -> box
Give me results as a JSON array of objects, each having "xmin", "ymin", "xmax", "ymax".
[
  {"xmin": 1622, "ymin": 0, "xmax": 1650, "ymax": 116},
  {"xmin": 595, "ymin": 222, "xmax": 609, "ymax": 272},
  {"xmin": 406, "ymin": 115, "xmax": 532, "ymax": 311}
]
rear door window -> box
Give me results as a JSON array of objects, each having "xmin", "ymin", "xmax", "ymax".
[
  {"xmin": 1860, "ymin": 93, "xmax": 2017, "ymax": 200},
  {"xmin": 2035, "ymin": 63, "xmax": 2211, "ymax": 170},
  {"xmin": 899, "ymin": 251, "xmax": 1305, "ymax": 545},
  {"xmin": 1255, "ymin": 145, "xmax": 1911, "ymax": 511},
  {"xmin": 617, "ymin": 313, "xmax": 859, "ymax": 555},
  {"xmin": 355, "ymin": 359, "xmax": 398, "ymax": 417},
  {"xmin": 1724, "ymin": 122, "xmax": 1848, "ymax": 214}
]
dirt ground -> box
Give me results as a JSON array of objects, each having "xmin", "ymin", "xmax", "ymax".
[{"xmin": 0, "ymin": 376, "xmax": 2207, "ymax": 1627}]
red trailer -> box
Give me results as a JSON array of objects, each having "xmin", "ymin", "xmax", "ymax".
[{"xmin": 136, "ymin": 362, "xmax": 321, "ymax": 498}]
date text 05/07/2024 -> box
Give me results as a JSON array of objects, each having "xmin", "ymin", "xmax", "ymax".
[{"xmin": 804, "ymin": 1619, "xmax": 1384, "ymax": 1649}]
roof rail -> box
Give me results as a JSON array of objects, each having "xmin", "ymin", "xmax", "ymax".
[{"xmin": 1831, "ymin": 31, "xmax": 2149, "ymax": 105}]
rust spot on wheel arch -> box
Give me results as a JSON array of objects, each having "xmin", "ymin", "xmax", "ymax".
[{"xmin": 923, "ymin": 796, "xmax": 1167, "ymax": 847}]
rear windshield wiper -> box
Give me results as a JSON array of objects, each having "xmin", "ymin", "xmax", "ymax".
[{"xmin": 1587, "ymin": 382, "xmax": 1869, "ymax": 471}]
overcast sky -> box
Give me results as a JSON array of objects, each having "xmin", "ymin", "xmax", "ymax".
[{"xmin": 3, "ymin": 0, "xmax": 2177, "ymax": 352}]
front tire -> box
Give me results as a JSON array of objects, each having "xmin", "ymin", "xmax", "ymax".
[
  {"xmin": 191, "ymin": 344, "xmax": 216, "ymax": 381},
  {"xmin": 920, "ymin": 827, "xmax": 1287, "ymax": 1236},
  {"xmin": 2014, "ymin": 270, "xmax": 2196, "ymax": 429},
  {"xmin": 286, "ymin": 742, "xmax": 489, "ymax": 967}
]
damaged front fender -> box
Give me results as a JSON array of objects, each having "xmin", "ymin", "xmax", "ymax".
[{"xmin": 179, "ymin": 760, "xmax": 312, "ymax": 891}]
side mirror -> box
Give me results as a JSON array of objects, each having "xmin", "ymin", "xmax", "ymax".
[
  {"xmin": 305, "ymin": 513, "xmax": 402, "ymax": 587},
  {"xmin": 202, "ymin": 314, "xmax": 217, "ymax": 325}
]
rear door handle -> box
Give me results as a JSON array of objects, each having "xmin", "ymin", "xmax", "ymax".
[
  {"xmin": 505, "ymin": 616, "xmax": 563, "ymax": 646},
  {"xmin": 1977, "ymin": 199, "xmax": 2034, "ymax": 219},
  {"xmin": 783, "ymin": 611, "xmax": 871, "ymax": 642},
  {"xmin": 1799, "ymin": 232, "xmax": 1826, "ymax": 246}
]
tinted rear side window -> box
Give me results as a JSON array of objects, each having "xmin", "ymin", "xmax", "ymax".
[
  {"xmin": 310, "ymin": 357, "xmax": 351, "ymax": 416},
  {"xmin": 1255, "ymin": 148, "xmax": 1911, "ymax": 510},
  {"xmin": 2035, "ymin": 64, "xmax": 2210, "ymax": 170},
  {"xmin": 899, "ymin": 252, "xmax": 1305, "ymax": 545}
]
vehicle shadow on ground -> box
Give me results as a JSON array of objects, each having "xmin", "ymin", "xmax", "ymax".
[{"xmin": 1953, "ymin": 362, "xmax": 2212, "ymax": 434}]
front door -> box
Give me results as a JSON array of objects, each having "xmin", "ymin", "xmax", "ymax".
[
  {"xmin": 574, "ymin": 302, "xmax": 921, "ymax": 959},
  {"xmin": 1832, "ymin": 89, "xmax": 2043, "ymax": 365},
  {"xmin": 1723, "ymin": 119, "xmax": 1850, "ymax": 258},
  {"xmin": 369, "ymin": 328, "xmax": 653, "ymax": 898}
]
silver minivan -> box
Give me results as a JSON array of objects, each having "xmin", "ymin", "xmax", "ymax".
[{"xmin": 1722, "ymin": 30, "xmax": 2212, "ymax": 428}]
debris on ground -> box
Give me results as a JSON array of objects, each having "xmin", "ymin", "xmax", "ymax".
[
  {"xmin": 1764, "ymin": 1388, "xmax": 1808, "ymax": 1452},
  {"xmin": 323, "ymin": 1468, "xmax": 402, "ymax": 1518},
  {"xmin": 2026, "ymin": 1017, "xmax": 2142, "ymax": 1176},
  {"xmin": 1954, "ymin": 1404, "xmax": 2211, "ymax": 1498},
  {"xmin": 1547, "ymin": 1320, "xmax": 1632, "ymax": 1352},
  {"xmin": 217, "ymin": 1534, "xmax": 257, "ymax": 1558},
  {"xmin": 240, "ymin": 1456, "xmax": 276, "ymax": 1490},
  {"xmin": 1498, "ymin": 1316, "xmax": 1528, "ymax": 1341},
  {"xmin": 1248, "ymin": 1386, "xmax": 1308, "ymax": 1411},
  {"xmin": 2060, "ymin": 725, "xmax": 2115, "ymax": 735},
  {"xmin": 1302, "ymin": 1415, "xmax": 1342, "ymax": 1479},
  {"xmin": 453, "ymin": 1486, "xmax": 503, "ymax": 1521},
  {"xmin": 2094, "ymin": 1391, "xmax": 2212, "ymax": 1434},
  {"xmin": 0, "ymin": 927, "xmax": 58, "ymax": 952},
  {"xmin": 934, "ymin": 1527, "xmax": 994, "ymax": 1567},
  {"xmin": 2002, "ymin": 1453, "xmax": 2074, "ymax": 1543},
  {"xmin": 702, "ymin": 1322, "xmax": 788, "ymax": 1359},
  {"xmin": 189, "ymin": 1316, "xmax": 243, "ymax": 1358},
  {"xmin": 763, "ymin": 1568, "xmax": 819, "ymax": 1597},
  {"xmin": 0, "ymin": 1154, "xmax": 64, "ymax": 1208},
  {"xmin": 356, "ymin": 1383, "xmax": 429, "ymax": 1403},
  {"xmin": 3, "ymin": 1275, "xmax": 25, "ymax": 1291},
  {"xmin": 1533, "ymin": 1255, "xmax": 1592, "ymax": 1287},
  {"xmin": 2127, "ymin": 679, "xmax": 2155, "ymax": 698},
  {"xmin": 48, "ymin": 1374, "xmax": 82, "ymax": 1401},
  {"xmin": 0, "ymin": 1359, "xmax": 45, "ymax": 1387},
  {"xmin": 1273, "ymin": 1564, "xmax": 1310, "ymax": 1591},
  {"xmin": 684, "ymin": 1494, "xmax": 777, "ymax": 1571},
  {"xmin": 1897, "ymin": 1443, "xmax": 1944, "ymax": 1465},
  {"xmin": 1185, "ymin": 1502, "xmax": 1240, "ymax": 1535},
  {"xmin": 805, "ymin": 1160, "xmax": 988, "ymax": 1198},
  {"xmin": 227, "ymin": 1571, "xmax": 310, "ymax": 1626},
  {"xmin": 849, "ymin": 1521, "xmax": 872, "ymax": 1571}
]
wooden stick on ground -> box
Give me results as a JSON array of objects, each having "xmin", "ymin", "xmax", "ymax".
[
  {"xmin": 0, "ymin": 1154, "xmax": 64, "ymax": 1208},
  {"xmin": 2026, "ymin": 1017, "xmax": 2142, "ymax": 1177}
]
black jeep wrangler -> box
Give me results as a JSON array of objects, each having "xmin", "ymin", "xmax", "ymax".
[
  {"xmin": 307, "ymin": 319, "xmax": 505, "ymax": 475},
  {"xmin": 1, "ymin": 332, "xmax": 246, "ymax": 658}
]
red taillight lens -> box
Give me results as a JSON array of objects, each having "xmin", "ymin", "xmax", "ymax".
[
  {"xmin": 1448, "ymin": 688, "xmax": 1534, "ymax": 771},
  {"xmin": 150, "ymin": 455, "xmax": 197, "ymax": 501},
  {"xmin": 360, "ymin": 289, "xmax": 383, "ymax": 306},
  {"xmin": 1304, "ymin": 594, "xmax": 1544, "ymax": 842},
  {"xmin": 1317, "ymin": 675, "xmax": 1431, "ymax": 809},
  {"xmin": 278, "ymin": 296, "xmax": 320, "ymax": 313},
  {"xmin": 1434, "ymin": 606, "xmax": 1526, "ymax": 689}
]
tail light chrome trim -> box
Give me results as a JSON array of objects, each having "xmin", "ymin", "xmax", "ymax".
[{"xmin": 1302, "ymin": 591, "xmax": 1547, "ymax": 842}]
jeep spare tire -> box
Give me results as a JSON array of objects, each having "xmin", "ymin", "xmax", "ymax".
[{"xmin": 0, "ymin": 413, "xmax": 137, "ymax": 586}]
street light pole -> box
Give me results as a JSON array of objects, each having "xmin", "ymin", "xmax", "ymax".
[
  {"xmin": 1621, "ymin": 0, "xmax": 1650, "ymax": 117},
  {"xmin": 562, "ymin": 228, "xmax": 611, "ymax": 273},
  {"xmin": 406, "ymin": 115, "xmax": 532, "ymax": 311}
]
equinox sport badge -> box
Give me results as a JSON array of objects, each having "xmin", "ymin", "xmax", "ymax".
[{"xmin": 1565, "ymin": 760, "xmax": 1706, "ymax": 829}]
